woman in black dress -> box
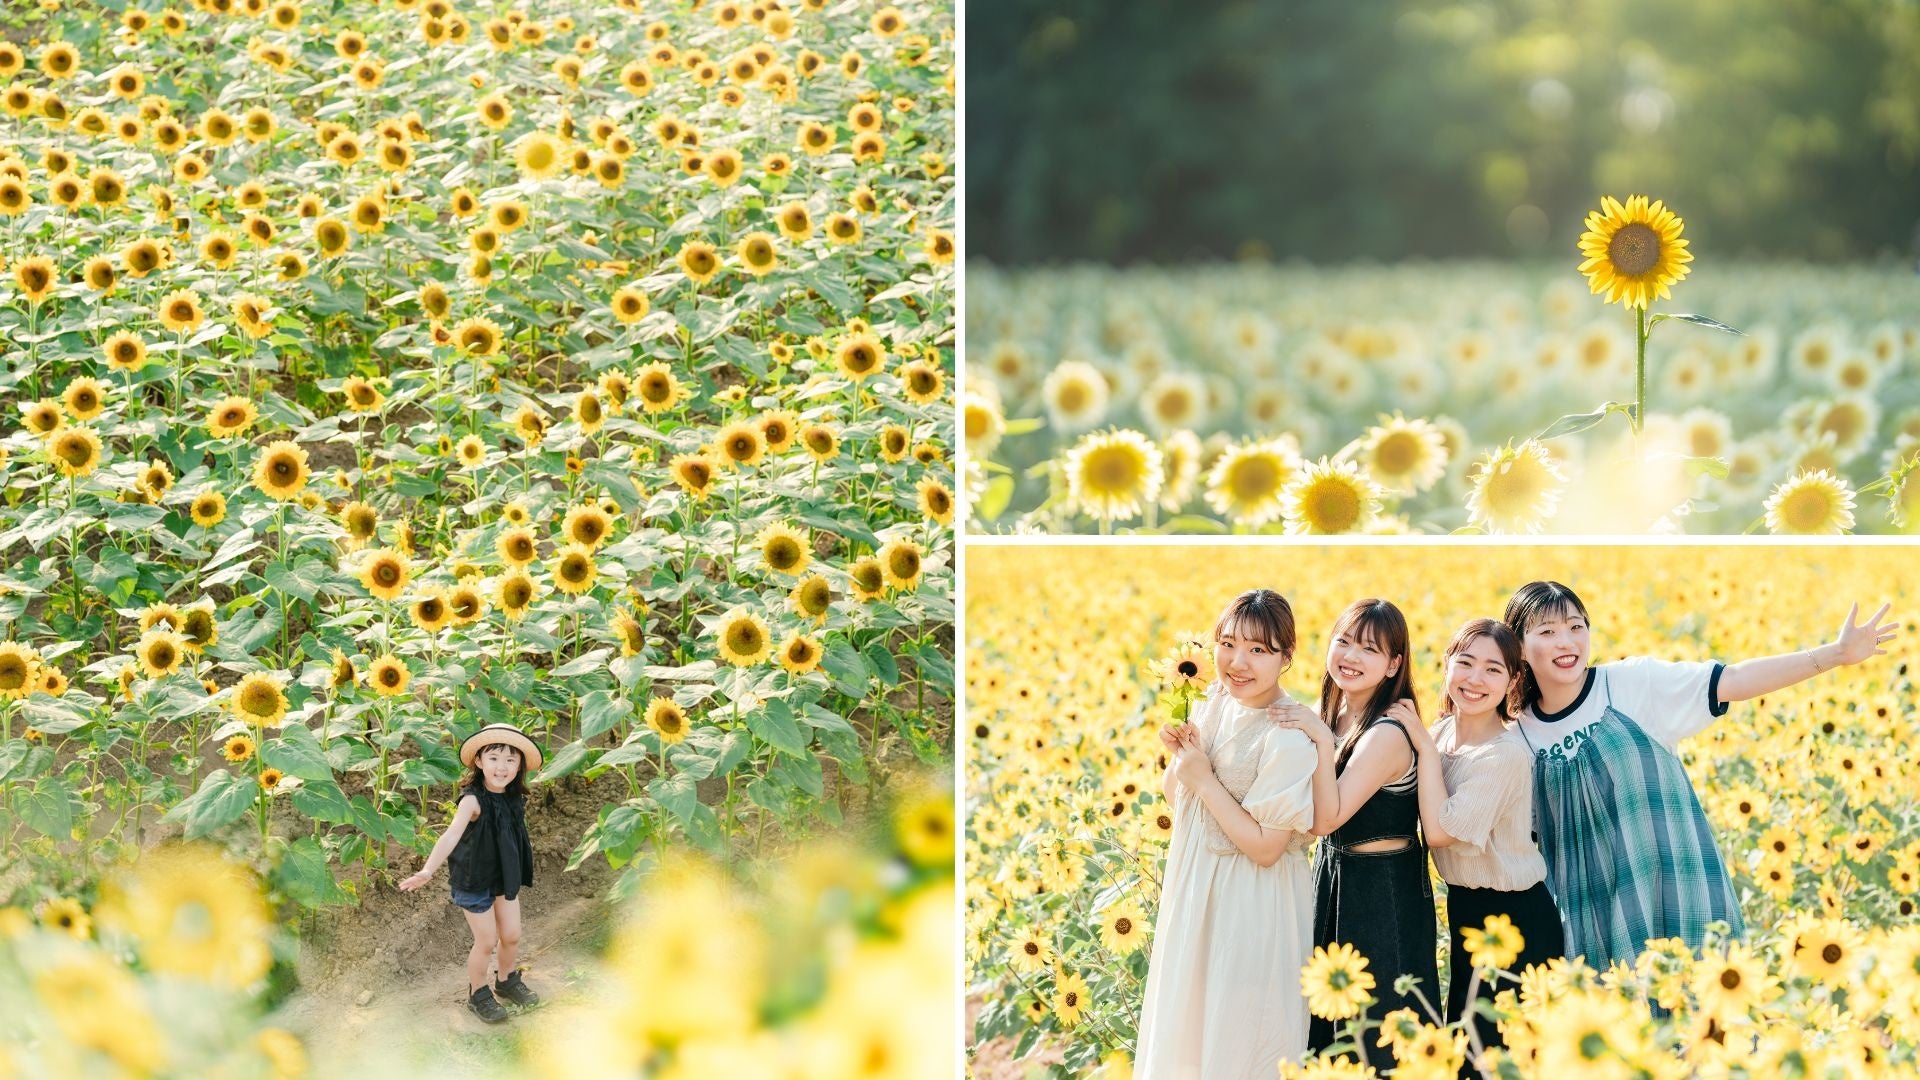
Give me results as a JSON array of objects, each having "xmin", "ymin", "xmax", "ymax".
[{"xmin": 1281, "ymin": 599, "xmax": 1438, "ymax": 1069}]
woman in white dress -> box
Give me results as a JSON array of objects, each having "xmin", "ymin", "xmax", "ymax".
[{"xmin": 1135, "ymin": 588, "xmax": 1327, "ymax": 1080}]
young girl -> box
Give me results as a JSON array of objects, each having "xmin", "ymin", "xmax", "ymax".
[
  {"xmin": 1400, "ymin": 619, "xmax": 1563, "ymax": 1068},
  {"xmin": 1284, "ymin": 598, "xmax": 1438, "ymax": 1070},
  {"xmin": 1503, "ymin": 581, "xmax": 1897, "ymax": 971},
  {"xmin": 1135, "ymin": 589, "xmax": 1326, "ymax": 1078},
  {"xmin": 399, "ymin": 723, "xmax": 543, "ymax": 1023}
]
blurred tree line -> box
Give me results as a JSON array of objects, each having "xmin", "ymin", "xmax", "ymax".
[{"xmin": 967, "ymin": 0, "xmax": 1920, "ymax": 264}]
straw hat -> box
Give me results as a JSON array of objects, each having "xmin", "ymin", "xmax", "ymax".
[{"xmin": 460, "ymin": 723, "xmax": 543, "ymax": 773}]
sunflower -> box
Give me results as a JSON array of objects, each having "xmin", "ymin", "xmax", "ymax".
[
  {"xmin": 156, "ymin": 288, "xmax": 205, "ymax": 333},
  {"xmin": 848, "ymin": 556, "xmax": 887, "ymax": 602},
  {"xmin": 634, "ymin": 362, "xmax": 686, "ymax": 414},
  {"xmin": 206, "ymin": 396, "xmax": 259, "ymax": 439},
  {"xmin": 878, "ymin": 539, "xmax": 924, "ymax": 591},
  {"xmin": 515, "ymin": 130, "xmax": 566, "ymax": 179},
  {"xmin": 751, "ymin": 523, "xmax": 807, "ymax": 577},
  {"xmin": 358, "ymin": 548, "xmax": 411, "ymax": 600},
  {"xmin": 222, "ymin": 735, "xmax": 256, "ymax": 764},
  {"xmin": 1693, "ymin": 942, "xmax": 1778, "ymax": 1019},
  {"xmin": 1764, "ymin": 469, "xmax": 1856, "ymax": 535},
  {"xmin": 1460, "ymin": 914, "xmax": 1524, "ymax": 972},
  {"xmin": 790, "ymin": 574, "xmax": 833, "ymax": 622},
  {"xmin": 135, "ymin": 629, "xmax": 188, "ymax": 679},
  {"xmin": 898, "ymin": 360, "xmax": 945, "ymax": 405},
  {"xmin": 0, "ymin": 642, "xmax": 40, "ymax": 700},
  {"xmin": 1300, "ymin": 942, "xmax": 1376, "ymax": 1020},
  {"xmin": 1097, "ymin": 901, "xmax": 1148, "ymax": 955},
  {"xmin": 49, "ymin": 426, "xmax": 104, "ymax": 478},
  {"xmin": 95, "ymin": 844, "xmax": 272, "ymax": 989},
  {"xmin": 231, "ymin": 672, "xmax": 288, "ymax": 727},
  {"xmin": 877, "ymin": 423, "xmax": 912, "ymax": 462},
  {"xmin": 670, "ymin": 453, "xmax": 718, "ymax": 501},
  {"xmin": 776, "ymin": 632, "xmax": 824, "ymax": 675},
  {"xmin": 645, "ymin": 697, "xmax": 689, "ymax": 744},
  {"xmin": 1053, "ymin": 970, "xmax": 1091, "ymax": 1028},
  {"xmin": 737, "ymin": 231, "xmax": 778, "ymax": 276},
  {"xmin": 1065, "ymin": 429, "xmax": 1164, "ymax": 524},
  {"xmin": 14, "ymin": 256, "xmax": 57, "ymax": 303},
  {"xmin": 368, "ymin": 653, "xmax": 411, "ymax": 697},
  {"xmin": 1465, "ymin": 440, "xmax": 1568, "ymax": 535},
  {"xmin": 757, "ymin": 409, "xmax": 800, "ymax": 452},
  {"xmin": 715, "ymin": 421, "xmax": 766, "ymax": 468},
  {"xmin": 1202, "ymin": 440, "xmax": 1299, "ymax": 528},
  {"xmin": 138, "ymin": 460, "xmax": 174, "ymax": 501},
  {"xmin": 1789, "ymin": 917, "xmax": 1864, "ymax": 988},
  {"xmin": 800, "ymin": 423, "xmax": 840, "ymax": 462},
  {"xmin": 22, "ymin": 398, "xmax": 62, "ymax": 437},
  {"xmin": 1280, "ymin": 457, "xmax": 1382, "ymax": 536},
  {"xmin": 924, "ymin": 229, "xmax": 955, "ymax": 264},
  {"xmin": 552, "ymin": 545, "xmax": 599, "ymax": 596},
  {"xmin": 561, "ymin": 504, "xmax": 613, "ymax": 550},
  {"xmin": 410, "ymin": 589, "xmax": 452, "ymax": 633},
  {"xmin": 498, "ymin": 571, "xmax": 537, "ymax": 620},
  {"xmin": 714, "ymin": 608, "xmax": 772, "ymax": 666},
  {"xmin": 341, "ymin": 377, "xmax": 384, "ymax": 413},
  {"xmin": 454, "ymin": 316, "xmax": 503, "ymax": 356},
  {"xmin": 180, "ymin": 603, "xmax": 218, "ymax": 652},
  {"xmin": 775, "ymin": 201, "xmax": 813, "ymax": 241},
  {"xmin": 41, "ymin": 897, "xmax": 91, "ymax": 940},
  {"xmin": 190, "ymin": 490, "xmax": 227, "ymax": 528},
  {"xmin": 678, "ymin": 240, "xmax": 721, "ymax": 285},
  {"xmin": 252, "ymin": 440, "xmax": 310, "ymax": 501},
  {"xmin": 610, "ymin": 609, "xmax": 647, "ymax": 656},
  {"xmin": 574, "ymin": 391, "xmax": 605, "ymax": 435},
  {"xmin": 610, "ymin": 285, "xmax": 650, "ymax": 325},
  {"xmin": 61, "ymin": 377, "xmax": 108, "ymax": 422},
  {"xmin": 448, "ymin": 584, "xmax": 486, "ymax": 626},
  {"xmin": 917, "ymin": 476, "xmax": 955, "ymax": 525},
  {"xmin": 834, "ymin": 333, "xmax": 886, "ymax": 381},
  {"xmin": 1577, "ymin": 195, "xmax": 1693, "ymax": 309},
  {"xmin": 1357, "ymin": 414, "xmax": 1448, "ymax": 495}
]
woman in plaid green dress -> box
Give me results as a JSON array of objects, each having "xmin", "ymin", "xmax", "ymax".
[{"xmin": 1502, "ymin": 581, "xmax": 1896, "ymax": 971}]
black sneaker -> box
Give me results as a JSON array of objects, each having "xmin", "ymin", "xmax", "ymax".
[
  {"xmin": 493, "ymin": 970, "xmax": 540, "ymax": 1009},
  {"xmin": 468, "ymin": 984, "xmax": 509, "ymax": 1023}
]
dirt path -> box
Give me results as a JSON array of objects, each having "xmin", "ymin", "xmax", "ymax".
[{"xmin": 265, "ymin": 773, "xmax": 628, "ymax": 1077}]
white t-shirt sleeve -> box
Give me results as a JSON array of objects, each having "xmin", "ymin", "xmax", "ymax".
[{"xmin": 1608, "ymin": 655, "xmax": 1728, "ymax": 749}]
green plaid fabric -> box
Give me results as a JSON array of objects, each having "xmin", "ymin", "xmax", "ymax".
[{"xmin": 1525, "ymin": 677, "xmax": 1744, "ymax": 970}]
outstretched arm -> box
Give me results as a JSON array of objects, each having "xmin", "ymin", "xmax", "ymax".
[
  {"xmin": 399, "ymin": 795, "xmax": 478, "ymax": 890},
  {"xmin": 1718, "ymin": 602, "xmax": 1898, "ymax": 704}
]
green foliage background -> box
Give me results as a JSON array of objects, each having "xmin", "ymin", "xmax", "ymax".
[{"xmin": 967, "ymin": 0, "xmax": 1920, "ymax": 264}]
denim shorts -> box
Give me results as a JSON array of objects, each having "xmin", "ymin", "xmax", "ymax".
[{"xmin": 450, "ymin": 886, "xmax": 497, "ymax": 914}]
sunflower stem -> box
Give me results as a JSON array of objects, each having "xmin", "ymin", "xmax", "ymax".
[{"xmin": 1634, "ymin": 304, "xmax": 1649, "ymax": 439}]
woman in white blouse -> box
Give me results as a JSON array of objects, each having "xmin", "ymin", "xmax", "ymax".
[
  {"xmin": 1400, "ymin": 618, "xmax": 1564, "ymax": 1066},
  {"xmin": 1135, "ymin": 589, "xmax": 1326, "ymax": 1080}
]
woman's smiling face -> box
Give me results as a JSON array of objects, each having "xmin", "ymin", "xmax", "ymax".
[
  {"xmin": 1326, "ymin": 620, "xmax": 1399, "ymax": 697},
  {"xmin": 1444, "ymin": 633, "xmax": 1516, "ymax": 719},
  {"xmin": 1522, "ymin": 608, "xmax": 1591, "ymax": 697},
  {"xmin": 1213, "ymin": 619, "xmax": 1287, "ymax": 705}
]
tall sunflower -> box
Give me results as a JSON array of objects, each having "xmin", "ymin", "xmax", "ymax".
[
  {"xmin": 776, "ymin": 632, "xmax": 823, "ymax": 675},
  {"xmin": 1465, "ymin": 440, "xmax": 1568, "ymax": 535},
  {"xmin": 48, "ymin": 426, "xmax": 104, "ymax": 478},
  {"xmin": 358, "ymin": 547, "xmax": 411, "ymax": 600},
  {"xmin": 231, "ymin": 672, "xmax": 288, "ymax": 727},
  {"xmin": 757, "ymin": 523, "xmax": 810, "ymax": 576},
  {"xmin": 878, "ymin": 538, "xmax": 924, "ymax": 591},
  {"xmin": 1577, "ymin": 195, "xmax": 1692, "ymax": 309},
  {"xmin": 789, "ymin": 574, "xmax": 832, "ymax": 622},
  {"xmin": 645, "ymin": 697, "xmax": 688, "ymax": 744},
  {"xmin": 367, "ymin": 654, "xmax": 411, "ymax": 696},
  {"xmin": 713, "ymin": 608, "xmax": 771, "ymax": 666},
  {"xmin": 251, "ymin": 440, "xmax": 310, "ymax": 501},
  {"xmin": 1064, "ymin": 429, "xmax": 1163, "ymax": 525},
  {"xmin": 1279, "ymin": 457, "xmax": 1382, "ymax": 536},
  {"xmin": 1204, "ymin": 440, "xmax": 1300, "ymax": 528}
]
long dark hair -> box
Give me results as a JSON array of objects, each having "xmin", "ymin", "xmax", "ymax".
[
  {"xmin": 1440, "ymin": 618, "xmax": 1523, "ymax": 722},
  {"xmin": 1502, "ymin": 581, "xmax": 1592, "ymax": 709},
  {"xmin": 464, "ymin": 743, "xmax": 529, "ymax": 798},
  {"xmin": 1211, "ymin": 588, "xmax": 1297, "ymax": 662},
  {"xmin": 1319, "ymin": 599, "xmax": 1419, "ymax": 769}
]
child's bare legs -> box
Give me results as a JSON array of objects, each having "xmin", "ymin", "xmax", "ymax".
[
  {"xmin": 492, "ymin": 897, "xmax": 522, "ymax": 983},
  {"xmin": 463, "ymin": 907, "xmax": 499, "ymax": 993}
]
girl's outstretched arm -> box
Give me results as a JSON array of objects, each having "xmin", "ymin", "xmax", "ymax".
[
  {"xmin": 398, "ymin": 794, "xmax": 479, "ymax": 891},
  {"xmin": 1717, "ymin": 602, "xmax": 1898, "ymax": 704}
]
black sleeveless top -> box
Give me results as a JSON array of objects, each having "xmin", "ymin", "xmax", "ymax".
[
  {"xmin": 447, "ymin": 784, "xmax": 533, "ymax": 899},
  {"xmin": 1327, "ymin": 718, "xmax": 1423, "ymax": 850}
]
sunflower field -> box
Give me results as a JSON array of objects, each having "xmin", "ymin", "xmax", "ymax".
[
  {"xmin": 0, "ymin": 0, "xmax": 953, "ymax": 1073},
  {"xmin": 964, "ymin": 261, "xmax": 1920, "ymax": 536},
  {"xmin": 966, "ymin": 544, "xmax": 1920, "ymax": 1077}
]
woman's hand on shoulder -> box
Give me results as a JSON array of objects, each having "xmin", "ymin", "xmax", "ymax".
[
  {"xmin": 1268, "ymin": 701, "xmax": 1333, "ymax": 747},
  {"xmin": 1383, "ymin": 698, "xmax": 1421, "ymax": 729}
]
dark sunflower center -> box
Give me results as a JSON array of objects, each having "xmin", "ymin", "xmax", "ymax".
[
  {"xmin": 726, "ymin": 623, "xmax": 763, "ymax": 652},
  {"xmin": 1607, "ymin": 223, "xmax": 1661, "ymax": 276},
  {"xmin": 1114, "ymin": 918, "xmax": 1132, "ymax": 935},
  {"xmin": 241, "ymin": 684, "xmax": 278, "ymax": 714},
  {"xmin": 56, "ymin": 438, "xmax": 91, "ymax": 466},
  {"xmin": 1822, "ymin": 944, "xmax": 1843, "ymax": 964},
  {"xmin": 1720, "ymin": 969, "xmax": 1742, "ymax": 990}
]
